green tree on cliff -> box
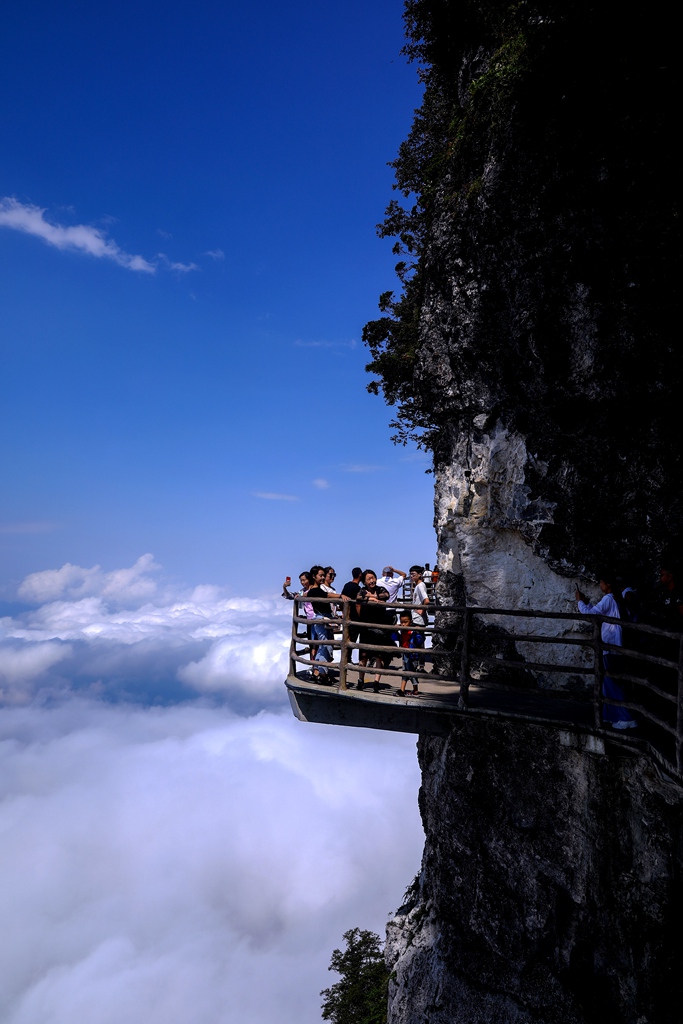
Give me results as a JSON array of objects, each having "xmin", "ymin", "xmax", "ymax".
[{"xmin": 320, "ymin": 928, "xmax": 390, "ymax": 1024}]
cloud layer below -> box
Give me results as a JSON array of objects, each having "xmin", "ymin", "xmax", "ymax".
[
  {"xmin": 0, "ymin": 701, "xmax": 422, "ymax": 1024},
  {"xmin": 2, "ymin": 556, "xmax": 292, "ymax": 709},
  {"xmin": 0, "ymin": 556, "xmax": 424, "ymax": 1022}
]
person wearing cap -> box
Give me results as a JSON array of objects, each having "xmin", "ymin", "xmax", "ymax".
[{"xmin": 376, "ymin": 566, "xmax": 407, "ymax": 604}]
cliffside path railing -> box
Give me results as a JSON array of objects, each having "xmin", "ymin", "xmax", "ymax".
[{"xmin": 287, "ymin": 597, "xmax": 683, "ymax": 780}]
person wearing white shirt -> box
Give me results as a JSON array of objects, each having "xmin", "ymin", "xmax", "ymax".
[
  {"xmin": 376, "ymin": 566, "xmax": 407, "ymax": 604},
  {"xmin": 576, "ymin": 575, "xmax": 636, "ymax": 729},
  {"xmin": 409, "ymin": 565, "xmax": 430, "ymax": 627}
]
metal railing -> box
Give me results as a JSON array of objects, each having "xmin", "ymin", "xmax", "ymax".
[{"xmin": 287, "ymin": 597, "xmax": 683, "ymax": 779}]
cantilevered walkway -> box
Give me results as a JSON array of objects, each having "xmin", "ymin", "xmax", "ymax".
[{"xmin": 284, "ymin": 597, "xmax": 683, "ymax": 783}]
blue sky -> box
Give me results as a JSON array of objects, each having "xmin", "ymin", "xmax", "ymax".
[
  {"xmin": 0, "ymin": 0, "xmax": 435, "ymax": 596},
  {"xmin": 0, "ymin": 8, "xmax": 429, "ymax": 1017}
]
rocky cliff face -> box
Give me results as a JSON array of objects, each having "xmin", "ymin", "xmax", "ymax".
[
  {"xmin": 434, "ymin": 421, "xmax": 573, "ymax": 609},
  {"xmin": 366, "ymin": 2, "xmax": 682, "ymax": 1020},
  {"xmin": 386, "ymin": 720, "xmax": 683, "ymax": 1023},
  {"xmin": 365, "ymin": 0, "xmax": 679, "ymax": 602}
]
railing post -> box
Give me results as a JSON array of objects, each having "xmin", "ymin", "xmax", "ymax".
[
  {"xmin": 459, "ymin": 608, "xmax": 472, "ymax": 708},
  {"xmin": 592, "ymin": 618, "xmax": 604, "ymax": 729},
  {"xmin": 676, "ymin": 636, "xmax": 683, "ymax": 773},
  {"xmin": 339, "ymin": 599, "xmax": 349, "ymax": 691},
  {"xmin": 290, "ymin": 598, "xmax": 299, "ymax": 678}
]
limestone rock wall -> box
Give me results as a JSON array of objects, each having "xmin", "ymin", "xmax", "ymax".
[
  {"xmin": 374, "ymin": 5, "xmax": 682, "ymax": 1021},
  {"xmin": 386, "ymin": 719, "xmax": 683, "ymax": 1024},
  {"xmin": 368, "ymin": 1, "xmax": 679, "ymax": 596},
  {"xmin": 434, "ymin": 420, "xmax": 585, "ymax": 607}
]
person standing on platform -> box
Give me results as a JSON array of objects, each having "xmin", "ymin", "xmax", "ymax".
[
  {"xmin": 648, "ymin": 563, "xmax": 683, "ymax": 700},
  {"xmin": 341, "ymin": 568, "xmax": 363, "ymax": 667},
  {"xmin": 282, "ymin": 572, "xmax": 311, "ymax": 604},
  {"xmin": 576, "ymin": 575, "xmax": 637, "ymax": 730},
  {"xmin": 392, "ymin": 611, "xmax": 425, "ymax": 696},
  {"xmin": 356, "ymin": 570, "xmax": 394, "ymax": 692},
  {"xmin": 377, "ymin": 566, "xmax": 407, "ymax": 604},
  {"xmin": 322, "ymin": 567, "xmax": 339, "ymax": 617},
  {"xmin": 409, "ymin": 565, "xmax": 430, "ymax": 627},
  {"xmin": 307, "ymin": 567, "xmax": 341, "ymax": 682},
  {"xmin": 341, "ymin": 568, "xmax": 363, "ymax": 602},
  {"xmin": 282, "ymin": 572, "xmax": 314, "ymax": 669},
  {"xmin": 409, "ymin": 565, "xmax": 430, "ymax": 671},
  {"xmin": 654, "ymin": 564, "xmax": 683, "ymax": 630}
]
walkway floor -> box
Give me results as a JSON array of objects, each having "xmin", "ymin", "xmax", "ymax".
[
  {"xmin": 288, "ymin": 667, "xmax": 675, "ymax": 772},
  {"xmin": 294, "ymin": 666, "xmax": 596, "ymax": 728}
]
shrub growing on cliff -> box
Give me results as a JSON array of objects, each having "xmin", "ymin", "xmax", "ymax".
[{"xmin": 320, "ymin": 928, "xmax": 389, "ymax": 1024}]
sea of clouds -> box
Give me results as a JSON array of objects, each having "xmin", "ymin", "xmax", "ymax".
[{"xmin": 0, "ymin": 556, "xmax": 423, "ymax": 1024}]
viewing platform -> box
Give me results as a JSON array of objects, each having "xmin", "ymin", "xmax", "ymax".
[{"xmin": 284, "ymin": 597, "xmax": 683, "ymax": 783}]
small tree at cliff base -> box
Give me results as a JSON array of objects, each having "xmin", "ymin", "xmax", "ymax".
[{"xmin": 320, "ymin": 928, "xmax": 390, "ymax": 1024}]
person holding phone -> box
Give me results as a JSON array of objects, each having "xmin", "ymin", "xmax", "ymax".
[{"xmin": 282, "ymin": 573, "xmax": 309, "ymax": 601}]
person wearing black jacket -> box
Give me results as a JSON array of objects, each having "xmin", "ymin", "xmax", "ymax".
[
  {"xmin": 341, "ymin": 568, "xmax": 363, "ymax": 664},
  {"xmin": 356, "ymin": 570, "xmax": 395, "ymax": 692}
]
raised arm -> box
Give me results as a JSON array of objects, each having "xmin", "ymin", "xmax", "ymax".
[{"xmin": 576, "ymin": 591, "xmax": 612, "ymax": 616}]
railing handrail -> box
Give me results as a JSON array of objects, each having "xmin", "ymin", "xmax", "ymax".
[
  {"xmin": 292, "ymin": 594, "xmax": 682, "ymax": 641},
  {"xmin": 288, "ymin": 595, "xmax": 683, "ymax": 780}
]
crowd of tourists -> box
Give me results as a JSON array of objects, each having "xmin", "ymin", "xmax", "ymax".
[
  {"xmin": 282, "ymin": 559, "xmax": 683, "ymax": 727},
  {"xmin": 281, "ymin": 564, "xmax": 436, "ymax": 695}
]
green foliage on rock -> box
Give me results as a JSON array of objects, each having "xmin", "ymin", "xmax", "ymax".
[
  {"xmin": 320, "ymin": 928, "xmax": 390, "ymax": 1024},
  {"xmin": 363, "ymin": 1, "xmax": 536, "ymax": 448},
  {"xmin": 362, "ymin": 0, "xmax": 681, "ymax": 572}
]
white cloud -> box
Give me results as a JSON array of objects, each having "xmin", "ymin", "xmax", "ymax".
[
  {"xmin": 312, "ymin": 478, "xmax": 330, "ymax": 489},
  {"xmin": 0, "ymin": 558, "xmax": 425, "ymax": 1021},
  {"xmin": 0, "ymin": 198, "xmax": 155, "ymax": 273},
  {"xmin": 204, "ymin": 249, "xmax": 225, "ymax": 260},
  {"xmin": 293, "ymin": 339, "xmax": 357, "ymax": 350},
  {"xmin": 0, "ymin": 701, "xmax": 422, "ymax": 1024},
  {"xmin": 18, "ymin": 554, "xmax": 161, "ymax": 605},
  {"xmin": 3, "ymin": 556, "xmax": 292, "ymax": 707},
  {"xmin": 178, "ymin": 630, "xmax": 289, "ymax": 696},
  {"xmin": 0, "ymin": 642, "xmax": 71, "ymax": 703},
  {"xmin": 156, "ymin": 253, "xmax": 200, "ymax": 273},
  {"xmin": 340, "ymin": 463, "xmax": 385, "ymax": 473},
  {"xmin": 252, "ymin": 492, "xmax": 299, "ymax": 502},
  {"xmin": 169, "ymin": 261, "xmax": 199, "ymax": 272}
]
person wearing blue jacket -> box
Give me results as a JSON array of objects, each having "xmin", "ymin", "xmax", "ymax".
[
  {"xmin": 576, "ymin": 574, "xmax": 637, "ymax": 729},
  {"xmin": 392, "ymin": 611, "xmax": 425, "ymax": 696}
]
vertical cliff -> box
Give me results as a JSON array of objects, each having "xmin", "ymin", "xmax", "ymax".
[
  {"xmin": 363, "ymin": 2, "xmax": 682, "ymax": 1019},
  {"xmin": 386, "ymin": 720, "xmax": 683, "ymax": 1023},
  {"xmin": 364, "ymin": 0, "xmax": 679, "ymax": 608}
]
